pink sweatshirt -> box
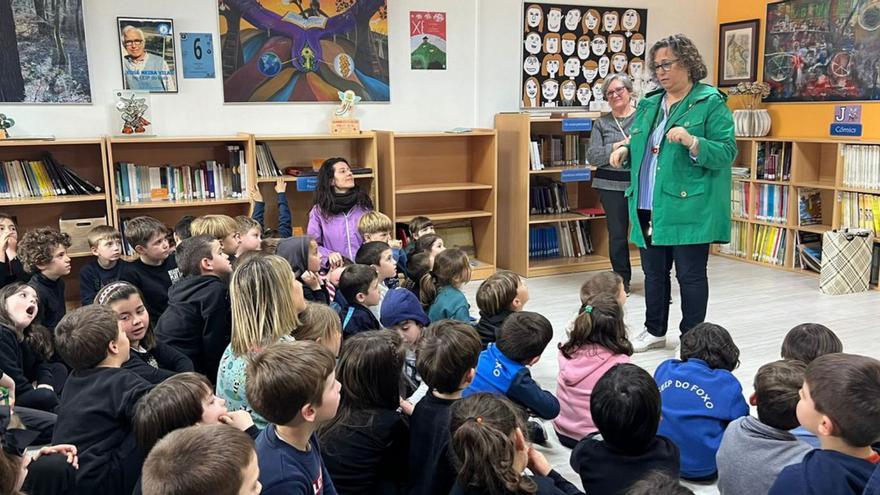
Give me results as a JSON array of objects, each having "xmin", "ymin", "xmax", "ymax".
[{"xmin": 553, "ymin": 344, "xmax": 630, "ymax": 441}]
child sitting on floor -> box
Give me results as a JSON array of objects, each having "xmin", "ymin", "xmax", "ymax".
[
  {"xmin": 654, "ymin": 322, "xmax": 749, "ymax": 481},
  {"xmin": 554, "ymin": 294, "xmax": 632, "ymax": 448},
  {"xmin": 475, "ymin": 270, "xmax": 530, "ymax": 348},
  {"xmin": 421, "ymin": 248, "xmax": 472, "ymax": 323}
]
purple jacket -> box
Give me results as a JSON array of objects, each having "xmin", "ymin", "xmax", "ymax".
[{"xmin": 307, "ymin": 205, "xmax": 370, "ymax": 265}]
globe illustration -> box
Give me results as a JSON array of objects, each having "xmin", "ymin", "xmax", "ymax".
[{"xmin": 258, "ymin": 53, "xmax": 282, "ymax": 77}]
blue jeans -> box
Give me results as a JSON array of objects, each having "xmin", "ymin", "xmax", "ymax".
[{"xmin": 637, "ymin": 209, "xmax": 710, "ymax": 337}]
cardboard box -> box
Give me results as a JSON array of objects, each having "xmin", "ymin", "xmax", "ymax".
[{"xmin": 60, "ymin": 217, "xmax": 108, "ymax": 256}]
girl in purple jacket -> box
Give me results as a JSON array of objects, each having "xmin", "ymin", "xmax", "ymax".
[{"xmin": 307, "ymin": 157, "xmax": 373, "ymax": 268}]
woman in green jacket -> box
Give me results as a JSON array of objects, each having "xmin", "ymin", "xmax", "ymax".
[{"xmin": 610, "ymin": 34, "xmax": 736, "ymax": 352}]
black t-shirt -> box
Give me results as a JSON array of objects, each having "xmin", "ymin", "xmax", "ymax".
[
  {"xmin": 28, "ymin": 272, "xmax": 65, "ymax": 330},
  {"xmin": 52, "ymin": 367, "xmax": 153, "ymax": 495},
  {"xmin": 119, "ymin": 256, "xmax": 181, "ymax": 323},
  {"xmin": 318, "ymin": 408, "xmax": 409, "ymax": 495},
  {"xmin": 79, "ymin": 259, "xmax": 126, "ymax": 306},
  {"xmin": 408, "ymin": 392, "xmax": 457, "ymax": 495}
]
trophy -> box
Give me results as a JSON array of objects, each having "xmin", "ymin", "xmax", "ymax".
[{"xmin": 331, "ymin": 90, "xmax": 362, "ymax": 135}]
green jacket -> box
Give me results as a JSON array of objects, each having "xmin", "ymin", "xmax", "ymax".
[{"xmin": 625, "ymin": 83, "xmax": 736, "ymax": 247}]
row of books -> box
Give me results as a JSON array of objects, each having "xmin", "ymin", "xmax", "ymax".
[
  {"xmin": 255, "ymin": 143, "xmax": 283, "ymax": 177},
  {"xmin": 731, "ymin": 182, "xmax": 749, "ymax": 218},
  {"xmin": 530, "ymin": 180, "xmax": 570, "ymax": 214},
  {"xmin": 798, "ymin": 188, "xmax": 823, "ymax": 226},
  {"xmin": 794, "ymin": 231, "xmax": 822, "ymax": 273},
  {"xmin": 719, "ymin": 220, "xmax": 749, "ymax": 258},
  {"xmin": 842, "ymin": 144, "xmax": 880, "ymax": 189},
  {"xmin": 0, "ymin": 154, "xmax": 102, "ymax": 199},
  {"xmin": 839, "ymin": 192, "xmax": 880, "ymax": 236},
  {"xmin": 756, "ymin": 141, "xmax": 792, "ymax": 181},
  {"xmin": 528, "ymin": 135, "xmax": 590, "ymax": 170},
  {"xmin": 753, "ymin": 224, "xmax": 787, "ymax": 266},
  {"xmin": 114, "ymin": 157, "xmax": 249, "ymax": 203},
  {"xmin": 529, "ymin": 221, "xmax": 594, "ymax": 258},
  {"xmin": 755, "ymin": 184, "xmax": 789, "ymax": 224}
]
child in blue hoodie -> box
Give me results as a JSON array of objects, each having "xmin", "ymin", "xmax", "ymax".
[
  {"xmin": 769, "ymin": 353, "xmax": 880, "ymax": 495},
  {"xmin": 653, "ymin": 322, "xmax": 749, "ymax": 480},
  {"xmin": 464, "ymin": 311, "xmax": 560, "ymax": 443}
]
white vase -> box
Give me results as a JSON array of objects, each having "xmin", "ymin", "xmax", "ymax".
[{"xmin": 733, "ymin": 109, "xmax": 771, "ymax": 137}]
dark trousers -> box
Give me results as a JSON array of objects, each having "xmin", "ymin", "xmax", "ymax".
[
  {"xmin": 638, "ymin": 209, "xmax": 710, "ymax": 337},
  {"xmin": 16, "ymin": 386, "xmax": 59, "ymax": 413},
  {"xmin": 598, "ymin": 189, "xmax": 632, "ymax": 287},
  {"xmin": 23, "ymin": 453, "xmax": 77, "ymax": 495},
  {"xmin": 1, "ymin": 405, "xmax": 56, "ymax": 445},
  {"xmin": 555, "ymin": 430, "xmax": 580, "ymax": 449}
]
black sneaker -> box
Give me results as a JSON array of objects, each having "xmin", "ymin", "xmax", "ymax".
[{"xmin": 527, "ymin": 420, "xmax": 548, "ymax": 445}]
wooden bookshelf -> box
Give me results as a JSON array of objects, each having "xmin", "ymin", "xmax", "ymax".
[
  {"xmin": 719, "ymin": 137, "xmax": 880, "ymax": 285},
  {"xmin": 494, "ymin": 113, "xmax": 639, "ymax": 278},
  {"xmin": 376, "ymin": 130, "xmax": 497, "ymax": 280},
  {"xmin": 106, "ymin": 135, "xmax": 253, "ymax": 236},
  {"xmin": 0, "ymin": 138, "xmax": 111, "ymax": 303},
  {"xmin": 252, "ymin": 132, "xmax": 378, "ymax": 235}
]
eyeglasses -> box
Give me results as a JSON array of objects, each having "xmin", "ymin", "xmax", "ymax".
[
  {"xmin": 124, "ymin": 39, "xmax": 144, "ymax": 46},
  {"xmin": 606, "ymin": 87, "xmax": 628, "ymax": 97},
  {"xmin": 653, "ymin": 59, "xmax": 679, "ymax": 73}
]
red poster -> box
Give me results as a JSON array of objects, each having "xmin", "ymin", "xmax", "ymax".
[{"xmin": 410, "ymin": 11, "xmax": 446, "ymax": 70}]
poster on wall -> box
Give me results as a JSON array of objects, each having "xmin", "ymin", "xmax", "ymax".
[
  {"xmin": 520, "ymin": 3, "xmax": 648, "ymax": 110},
  {"xmin": 764, "ymin": 0, "xmax": 880, "ymax": 102},
  {"xmin": 180, "ymin": 32, "xmax": 216, "ymax": 79},
  {"xmin": 0, "ymin": 0, "xmax": 91, "ymax": 103},
  {"xmin": 218, "ymin": 0, "xmax": 389, "ymax": 103},
  {"xmin": 117, "ymin": 17, "xmax": 178, "ymax": 93},
  {"xmin": 718, "ymin": 20, "xmax": 760, "ymax": 87},
  {"xmin": 410, "ymin": 11, "xmax": 446, "ymax": 70}
]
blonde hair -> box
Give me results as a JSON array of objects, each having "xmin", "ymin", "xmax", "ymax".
[
  {"xmin": 229, "ymin": 254, "xmax": 301, "ymax": 356},
  {"xmin": 190, "ymin": 215, "xmax": 238, "ymax": 240},
  {"xmin": 235, "ymin": 215, "xmax": 261, "ymax": 234},
  {"xmin": 476, "ymin": 270, "xmax": 520, "ymax": 317},
  {"xmin": 357, "ymin": 211, "xmax": 393, "ymax": 236},
  {"xmin": 294, "ymin": 302, "xmax": 342, "ymax": 344},
  {"xmin": 87, "ymin": 225, "xmax": 121, "ymax": 249}
]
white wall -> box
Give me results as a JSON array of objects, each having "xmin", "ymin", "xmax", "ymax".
[
  {"xmin": 4, "ymin": 0, "xmax": 479, "ymax": 137},
  {"xmin": 475, "ymin": 0, "xmax": 719, "ymax": 127},
  {"xmin": 3, "ymin": 0, "xmax": 719, "ymax": 137}
]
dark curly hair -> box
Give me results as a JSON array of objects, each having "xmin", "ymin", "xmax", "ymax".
[
  {"xmin": 680, "ymin": 322, "xmax": 740, "ymax": 372},
  {"xmin": 648, "ymin": 34, "xmax": 708, "ymax": 83},
  {"xmin": 18, "ymin": 227, "xmax": 71, "ymax": 273},
  {"xmin": 313, "ymin": 157, "xmax": 373, "ymax": 218}
]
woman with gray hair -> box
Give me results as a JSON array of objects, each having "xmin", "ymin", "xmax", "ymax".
[
  {"xmin": 587, "ymin": 73, "xmax": 636, "ymax": 294},
  {"xmin": 609, "ymin": 34, "xmax": 736, "ymax": 352}
]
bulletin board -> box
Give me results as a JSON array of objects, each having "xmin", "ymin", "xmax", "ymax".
[{"xmin": 521, "ymin": 3, "xmax": 648, "ymax": 110}]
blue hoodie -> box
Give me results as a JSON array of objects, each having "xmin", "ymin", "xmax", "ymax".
[
  {"xmin": 653, "ymin": 358, "xmax": 749, "ymax": 478},
  {"xmin": 768, "ymin": 448, "xmax": 880, "ymax": 495},
  {"xmin": 463, "ymin": 343, "xmax": 560, "ymax": 420}
]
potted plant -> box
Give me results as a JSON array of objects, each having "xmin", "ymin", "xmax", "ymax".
[{"xmin": 728, "ymin": 82, "xmax": 771, "ymax": 137}]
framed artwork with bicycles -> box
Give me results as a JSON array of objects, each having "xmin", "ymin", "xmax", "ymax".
[{"xmin": 763, "ymin": 0, "xmax": 880, "ymax": 102}]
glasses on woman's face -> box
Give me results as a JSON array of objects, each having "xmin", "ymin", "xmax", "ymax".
[
  {"xmin": 606, "ymin": 87, "xmax": 627, "ymax": 98},
  {"xmin": 653, "ymin": 59, "xmax": 679, "ymax": 73}
]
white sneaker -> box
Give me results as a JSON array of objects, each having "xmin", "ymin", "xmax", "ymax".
[{"xmin": 632, "ymin": 329, "xmax": 666, "ymax": 353}]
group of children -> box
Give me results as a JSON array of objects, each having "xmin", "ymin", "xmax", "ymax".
[{"xmin": 0, "ymin": 156, "xmax": 878, "ymax": 495}]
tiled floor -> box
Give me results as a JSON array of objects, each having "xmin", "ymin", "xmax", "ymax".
[{"xmin": 462, "ymin": 256, "xmax": 880, "ymax": 494}]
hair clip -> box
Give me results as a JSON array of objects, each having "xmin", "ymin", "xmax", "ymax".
[
  {"xmin": 468, "ymin": 416, "xmax": 483, "ymax": 424},
  {"xmin": 581, "ymin": 305, "xmax": 593, "ymax": 314}
]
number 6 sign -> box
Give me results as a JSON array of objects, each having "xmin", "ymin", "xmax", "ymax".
[{"xmin": 180, "ymin": 32, "xmax": 216, "ymax": 79}]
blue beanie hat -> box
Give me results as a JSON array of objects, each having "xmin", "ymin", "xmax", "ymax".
[{"xmin": 380, "ymin": 288, "xmax": 430, "ymax": 328}]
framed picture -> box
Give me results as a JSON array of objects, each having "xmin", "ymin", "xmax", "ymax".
[
  {"xmin": 718, "ymin": 19, "xmax": 759, "ymax": 87},
  {"xmin": 764, "ymin": 0, "xmax": 880, "ymax": 102},
  {"xmin": 117, "ymin": 17, "xmax": 178, "ymax": 93}
]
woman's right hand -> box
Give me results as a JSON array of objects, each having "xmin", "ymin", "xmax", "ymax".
[
  {"xmin": 609, "ymin": 146, "xmax": 629, "ymax": 168},
  {"xmin": 328, "ymin": 252, "xmax": 343, "ymax": 268}
]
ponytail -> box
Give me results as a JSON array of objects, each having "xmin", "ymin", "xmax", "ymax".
[
  {"xmin": 450, "ymin": 393, "xmax": 537, "ymax": 495},
  {"xmin": 559, "ymin": 293, "xmax": 632, "ymax": 359},
  {"xmin": 419, "ymin": 248, "xmax": 471, "ymax": 307}
]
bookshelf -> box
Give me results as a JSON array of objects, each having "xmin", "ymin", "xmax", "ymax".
[
  {"xmin": 106, "ymin": 135, "xmax": 253, "ymax": 235},
  {"xmin": 376, "ymin": 130, "xmax": 497, "ymax": 280},
  {"xmin": 0, "ymin": 138, "xmax": 111, "ymax": 303},
  {"xmin": 717, "ymin": 137, "xmax": 880, "ymax": 286},
  {"xmin": 252, "ymin": 133, "xmax": 378, "ymax": 234},
  {"xmin": 494, "ymin": 113, "xmax": 641, "ymax": 278}
]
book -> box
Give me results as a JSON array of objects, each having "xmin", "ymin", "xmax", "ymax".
[
  {"xmin": 114, "ymin": 161, "xmax": 246, "ymax": 203},
  {"xmin": 0, "ymin": 154, "xmax": 100, "ymax": 199},
  {"xmin": 798, "ymin": 188, "xmax": 823, "ymax": 226},
  {"xmin": 529, "ymin": 220, "xmax": 593, "ymax": 259}
]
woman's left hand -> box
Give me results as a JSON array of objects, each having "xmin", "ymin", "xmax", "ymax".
[{"xmin": 666, "ymin": 126, "xmax": 695, "ymax": 148}]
